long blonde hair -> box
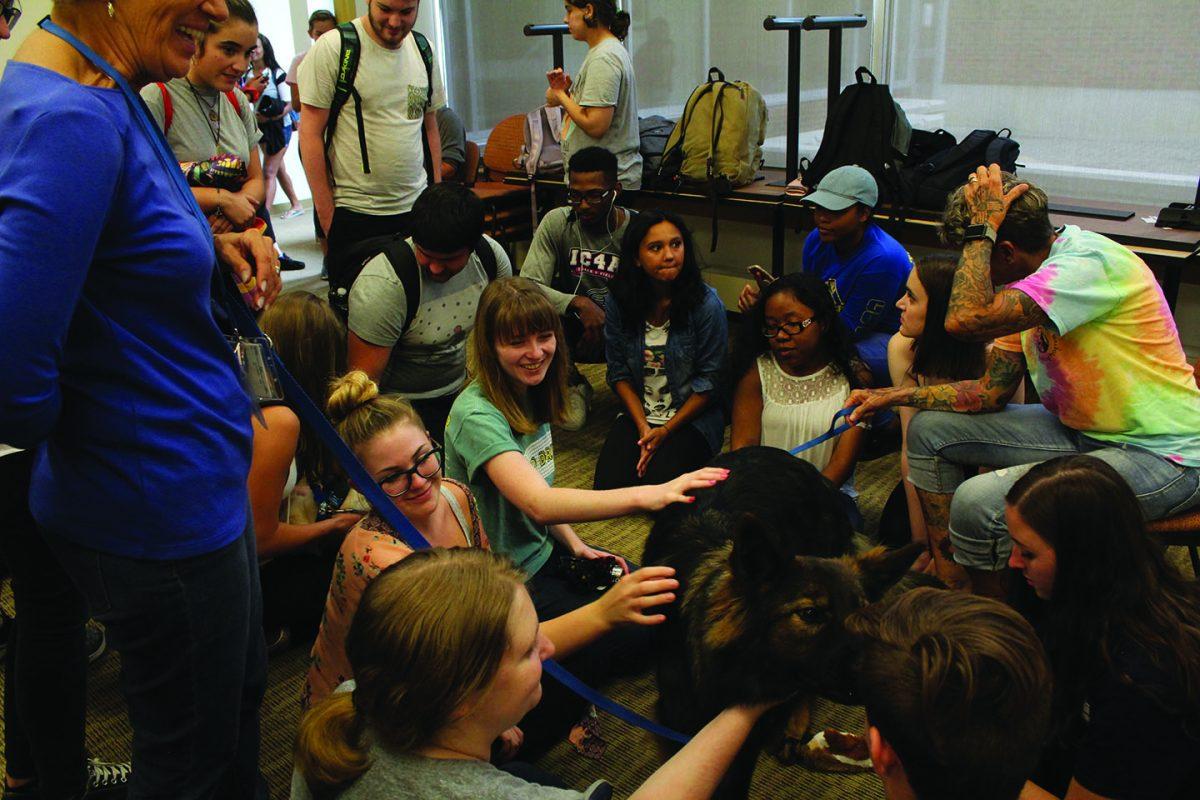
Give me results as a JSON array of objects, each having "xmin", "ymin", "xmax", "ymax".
[
  {"xmin": 294, "ymin": 548, "xmax": 525, "ymax": 790},
  {"xmin": 468, "ymin": 277, "xmax": 567, "ymax": 435}
]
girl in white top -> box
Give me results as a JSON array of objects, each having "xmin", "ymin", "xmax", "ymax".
[
  {"xmin": 731, "ymin": 271, "xmax": 867, "ymax": 489},
  {"xmin": 546, "ymin": 1, "xmax": 643, "ymax": 189}
]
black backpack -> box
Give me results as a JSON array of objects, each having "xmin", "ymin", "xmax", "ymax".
[
  {"xmin": 329, "ymin": 235, "xmax": 498, "ymax": 329},
  {"xmin": 901, "ymin": 128, "xmax": 1020, "ymax": 211},
  {"xmin": 804, "ymin": 67, "xmax": 910, "ymax": 204},
  {"xmin": 637, "ymin": 115, "xmax": 675, "ymax": 189},
  {"xmin": 326, "ymin": 22, "xmax": 435, "ymax": 175}
]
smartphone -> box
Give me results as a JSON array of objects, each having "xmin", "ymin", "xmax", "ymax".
[{"xmin": 746, "ymin": 264, "xmax": 775, "ymax": 287}]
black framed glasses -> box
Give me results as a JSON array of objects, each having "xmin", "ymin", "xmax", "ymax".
[
  {"xmin": 762, "ymin": 317, "xmax": 816, "ymax": 338},
  {"xmin": 565, "ymin": 188, "xmax": 614, "ymax": 206},
  {"xmin": 2, "ymin": 0, "xmax": 22, "ymax": 29},
  {"xmin": 377, "ymin": 445, "xmax": 444, "ymax": 498}
]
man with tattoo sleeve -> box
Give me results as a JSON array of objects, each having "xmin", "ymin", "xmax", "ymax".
[{"xmin": 847, "ymin": 164, "xmax": 1200, "ymax": 596}]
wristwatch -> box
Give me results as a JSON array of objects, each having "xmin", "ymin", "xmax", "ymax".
[{"xmin": 963, "ymin": 223, "xmax": 997, "ymax": 244}]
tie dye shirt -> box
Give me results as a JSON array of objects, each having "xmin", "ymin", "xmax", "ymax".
[{"xmin": 1002, "ymin": 225, "xmax": 1200, "ymax": 466}]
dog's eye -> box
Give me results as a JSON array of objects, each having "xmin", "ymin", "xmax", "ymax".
[{"xmin": 794, "ymin": 607, "xmax": 827, "ymax": 623}]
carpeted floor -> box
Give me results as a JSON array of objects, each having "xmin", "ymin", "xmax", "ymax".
[{"xmin": 5, "ymin": 361, "xmax": 1192, "ymax": 798}]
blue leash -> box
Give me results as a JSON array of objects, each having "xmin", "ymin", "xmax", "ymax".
[
  {"xmin": 40, "ymin": 16, "xmax": 683, "ymax": 745},
  {"xmin": 790, "ymin": 406, "xmax": 894, "ymax": 456}
]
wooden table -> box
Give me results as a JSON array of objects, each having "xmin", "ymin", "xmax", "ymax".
[{"xmin": 508, "ymin": 172, "xmax": 1200, "ymax": 309}]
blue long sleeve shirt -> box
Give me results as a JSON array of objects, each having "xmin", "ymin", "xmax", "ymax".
[{"xmin": 0, "ymin": 63, "xmax": 252, "ymax": 559}]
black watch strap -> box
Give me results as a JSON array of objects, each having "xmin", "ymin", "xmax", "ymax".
[{"xmin": 963, "ymin": 223, "xmax": 997, "ymax": 243}]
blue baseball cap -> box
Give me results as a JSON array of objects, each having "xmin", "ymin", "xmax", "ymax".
[{"xmin": 803, "ymin": 165, "xmax": 879, "ymax": 211}]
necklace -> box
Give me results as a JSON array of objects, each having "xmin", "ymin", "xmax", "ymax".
[{"xmin": 185, "ymin": 79, "xmax": 222, "ymax": 148}]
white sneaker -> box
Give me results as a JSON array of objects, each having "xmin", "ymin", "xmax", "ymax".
[{"xmin": 560, "ymin": 380, "xmax": 594, "ymax": 431}]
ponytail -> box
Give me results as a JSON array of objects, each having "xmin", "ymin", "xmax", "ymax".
[
  {"xmin": 295, "ymin": 692, "xmax": 370, "ymax": 792},
  {"xmin": 610, "ymin": 10, "xmax": 631, "ymax": 40},
  {"xmin": 568, "ymin": 0, "xmax": 631, "ymax": 41}
]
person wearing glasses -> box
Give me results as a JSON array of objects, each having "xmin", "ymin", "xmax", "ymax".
[
  {"xmin": 738, "ymin": 165, "xmax": 913, "ymax": 386},
  {"xmin": 731, "ymin": 271, "xmax": 867, "ymax": 516},
  {"xmin": 593, "ymin": 211, "xmax": 729, "ymax": 491},
  {"xmin": 0, "ymin": 0, "xmax": 18, "ymax": 39},
  {"xmin": 347, "ymin": 183, "xmax": 511, "ymax": 440},
  {"xmin": 521, "ymin": 147, "xmax": 634, "ymax": 430},
  {"xmin": 304, "ymin": 371, "xmax": 683, "ymax": 752}
]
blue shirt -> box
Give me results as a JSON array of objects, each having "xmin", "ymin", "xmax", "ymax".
[
  {"xmin": 604, "ymin": 284, "xmax": 728, "ymax": 453},
  {"xmin": 801, "ymin": 222, "xmax": 911, "ymax": 339},
  {"xmin": 0, "ymin": 64, "xmax": 253, "ymax": 559}
]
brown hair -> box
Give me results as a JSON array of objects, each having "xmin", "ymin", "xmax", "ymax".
[
  {"xmin": 259, "ymin": 291, "xmax": 346, "ymax": 486},
  {"xmin": 295, "ymin": 548, "xmax": 525, "ymax": 790},
  {"xmin": 940, "ymin": 172, "xmax": 1054, "ymax": 253},
  {"xmin": 326, "ymin": 371, "xmax": 424, "ymax": 455},
  {"xmin": 908, "ymin": 255, "xmax": 987, "ymax": 382},
  {"xmin": 848, "ymin": 588, "xmax": 1051, "ymax": 800},
  {"xmin": 467, "ymin": 277, "xmax": 567, "ymax": 435},
  {"xmin": 567, "ymin": 0, "xmax": 631, "ymax": 40},
  {"xmin": 1007, "ymin": 456, "xmax": 1200, "ymax": 737}
]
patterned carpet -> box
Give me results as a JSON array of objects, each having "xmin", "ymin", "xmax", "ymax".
[{"xmin": 23, "ymin": 362, "xmax": 1175, "ymax": 798}]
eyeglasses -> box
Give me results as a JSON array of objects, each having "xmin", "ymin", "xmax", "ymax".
[
  {"xmin": 762, "ymin": 317, "xmax": 816, "ymax": 338},
  {"xmin": 565, "ymin": 188, "xmax": 614, "ymax": 206},
  {"xmin": 377, "ymin": 445, "xmax": 444, "ymax": 498},
  {"xmin": 2, "ymin": 0, "xmax": 22, "ymax": 30}
]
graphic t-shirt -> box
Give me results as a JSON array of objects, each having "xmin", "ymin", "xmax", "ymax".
[
  {"xmin": 801, "ymin": 222, "xmax": 912, "ymax": 338},
  {"xmin": 521, "ymin": 206, "xmax": 634, "ymax": 315},
  {"xmin": 1003, "ymin": 225, "xmax": 1200, "ymax": 466},
  {"xmin": 642, "ymin": 321, "xmax": 674, "ymax": 425},
  {"xmin": 444, "ymin": 384, "xmax": 556, "ymax": 576}
]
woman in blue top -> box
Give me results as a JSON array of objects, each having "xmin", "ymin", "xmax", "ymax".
[
  {"xmin": 0, "ymin": 1, "xmax": 281, "ymax": 797},
  {"xmin": 594, "ymin": 210, "xmax": 728, "ymax": 490}
]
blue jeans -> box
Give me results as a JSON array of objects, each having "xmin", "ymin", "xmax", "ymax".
[
  {"xmin": 45, "ymin": 522, "xmax": 267, "ymax": 800},
  {"xmin": 907, "ymin": 405, "xmax": 1200, "ymax": 571}
]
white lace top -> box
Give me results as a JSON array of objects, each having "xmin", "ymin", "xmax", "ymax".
[{"xmin": 757, "ymin": 354, "xmax": 851, "ymax": 471}]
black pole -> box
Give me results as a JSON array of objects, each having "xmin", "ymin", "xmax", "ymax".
[
  {"xmin": 827, "ymin": 28, "xmax": 843, "ymax": 110},
  {"xmin": 523, "ymin": 23, "xmax": 569, "ymax": 70},
  {"xmin": 786, "ymin": 30, "xmax": 801, "ymax": 183}
]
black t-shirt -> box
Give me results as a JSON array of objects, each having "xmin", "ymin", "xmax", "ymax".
[{"xmin": 1038, "ymin": 636, "xmax": 1200, "ymax": 800}]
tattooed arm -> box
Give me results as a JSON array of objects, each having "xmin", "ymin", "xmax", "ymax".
[
  {"xmin": 846, "ymin": 346, "xmax": 1026, "ymax": 424},
  {"xmin": 944, "ymin": 164, "xmax": 1052, "ymax": 341}
]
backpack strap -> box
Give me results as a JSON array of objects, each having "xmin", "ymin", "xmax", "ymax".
[
  {"xmin": 412, "ymin": 30, "xmax": 434, "ymax": 109},
  {"xmin": 474, "ymin": 237, "xmax": 498, "ymax": 282},
  {"xmin": 385, "ymin": 238, "xmax": 423, "ymax": 338},
  {"xmin": 224, "ymin": 90, "xmax": 242, "ymax": 117},
  {"xmin": 327, "ymin": 22, "xmax": 368, "ymax": 173},
  {"xmin": 156, "ymin": 82, "xmax": 174, "ymax": 133}
]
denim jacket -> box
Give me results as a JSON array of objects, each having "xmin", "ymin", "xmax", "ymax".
[{"xmin": 604, "ymin": 284, "xmax": 728, "ymax": 452}]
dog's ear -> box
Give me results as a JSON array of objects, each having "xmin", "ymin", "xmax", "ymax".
[
  {"xmin": 853, "ymin": 542, "xmax": 926, "ymax": 601},
  {"xmin": 729, "ymin": 512, "xmax": 789, "ymax": 584}
]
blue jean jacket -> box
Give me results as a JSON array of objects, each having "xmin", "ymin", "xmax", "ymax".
[{"xmin": 604, "ymin": 284, "xmax": 728, "ymax": 453}]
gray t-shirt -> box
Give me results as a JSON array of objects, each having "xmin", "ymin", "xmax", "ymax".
[
  {"xmin": 437, "ymin": 107, "xmax": 467, "ymax": 168},
  {"xmin": 141, "ymin": 79, "xmax": 262, "ymax": 163},
  {"xmin": 348, "ymin": 236, "xmax": 512, "ymax": 400},
  {"xmin": 288, "ymin": 745, "xmax": 611, "ymax": 800},
  {"xmin": 561, "ymin": 37, "xmax": 642, "ymax": 190},
  {"xmin": 520, "ymin": 206, "xmax": 633, "ymax": 315}
]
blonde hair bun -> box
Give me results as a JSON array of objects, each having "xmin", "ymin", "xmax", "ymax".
[{"xmin": 326, "ymin": 370, "xmax": 380, "ymax": 425}]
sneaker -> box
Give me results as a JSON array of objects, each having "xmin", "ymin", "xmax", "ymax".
[
  {"xmin": 559, "ymin": 380, "xmax": 594, "ymax": 432},
  {"xmin": 279, "ymin": 254, "xmax": 306, "ymax": 271},
  {"xmin": 86, "ymin": 620, "xmax": 107, "ymax": 664},
  {"xmin": 1, "ymin": 758, "xmax": 131, "ymax": 799},
  {"xmin": 282, "ymin": 206, "xmax": 305, "ymax": 220}
]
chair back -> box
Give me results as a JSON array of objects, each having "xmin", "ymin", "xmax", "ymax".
[{"xmin": 482, "ymin": 114, "xmax": 526, "ymax": 181}]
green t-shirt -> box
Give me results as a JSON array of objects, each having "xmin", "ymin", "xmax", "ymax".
[{"xmin": 444, "ymin": 383, "xmax": 556, "ymax": 577}]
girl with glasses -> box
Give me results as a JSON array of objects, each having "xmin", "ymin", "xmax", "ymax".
[
  {"xmin": 305, "ymin": 368, "xmax": 685, "ymax": 762},
  {"xmin": 594, "ymin": 210, "xmax": 728, "ymax": 490},
  {"xmin": 731, "ymin": 271, "xmax": 867, "ymax": 502}
]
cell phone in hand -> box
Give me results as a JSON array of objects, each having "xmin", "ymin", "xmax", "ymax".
[{"xmin": 746, "ymin": 264, "xmax": 775, "ymax": 288}]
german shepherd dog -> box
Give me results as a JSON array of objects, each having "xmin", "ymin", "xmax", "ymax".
[{"xmin": 644, "ymin": 446, "xmax": 922, "ymax": 798}]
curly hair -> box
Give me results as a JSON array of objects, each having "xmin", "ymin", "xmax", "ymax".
[
  {"xmin": 609, "ymin": 210, "xmax": 707, "ymax": 332},
  {"xmin": 940, "ymin": 172, "xmax": 1054, "ymax": 253},
  {"xmin": 733, "ymin": 271, "xmax": 863, "ymax": 389}
]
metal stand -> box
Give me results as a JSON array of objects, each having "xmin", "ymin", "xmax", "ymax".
[
  {"xmin": 762, "ymin": 15, "xmax": 868, "ymax": 185},
  {"xmin": 524, "ymin": 23, "xmax": 569, "ymax": 70}
]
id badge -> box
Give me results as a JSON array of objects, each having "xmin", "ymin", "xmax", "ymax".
[{"xmin": 227, "ymin": 336, "xmax": 284, "ymax": 404}]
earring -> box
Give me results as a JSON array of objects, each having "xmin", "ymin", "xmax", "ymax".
[{"xmin": 107, "ymin": 1, "xmax": 115, "ymax": 18}]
